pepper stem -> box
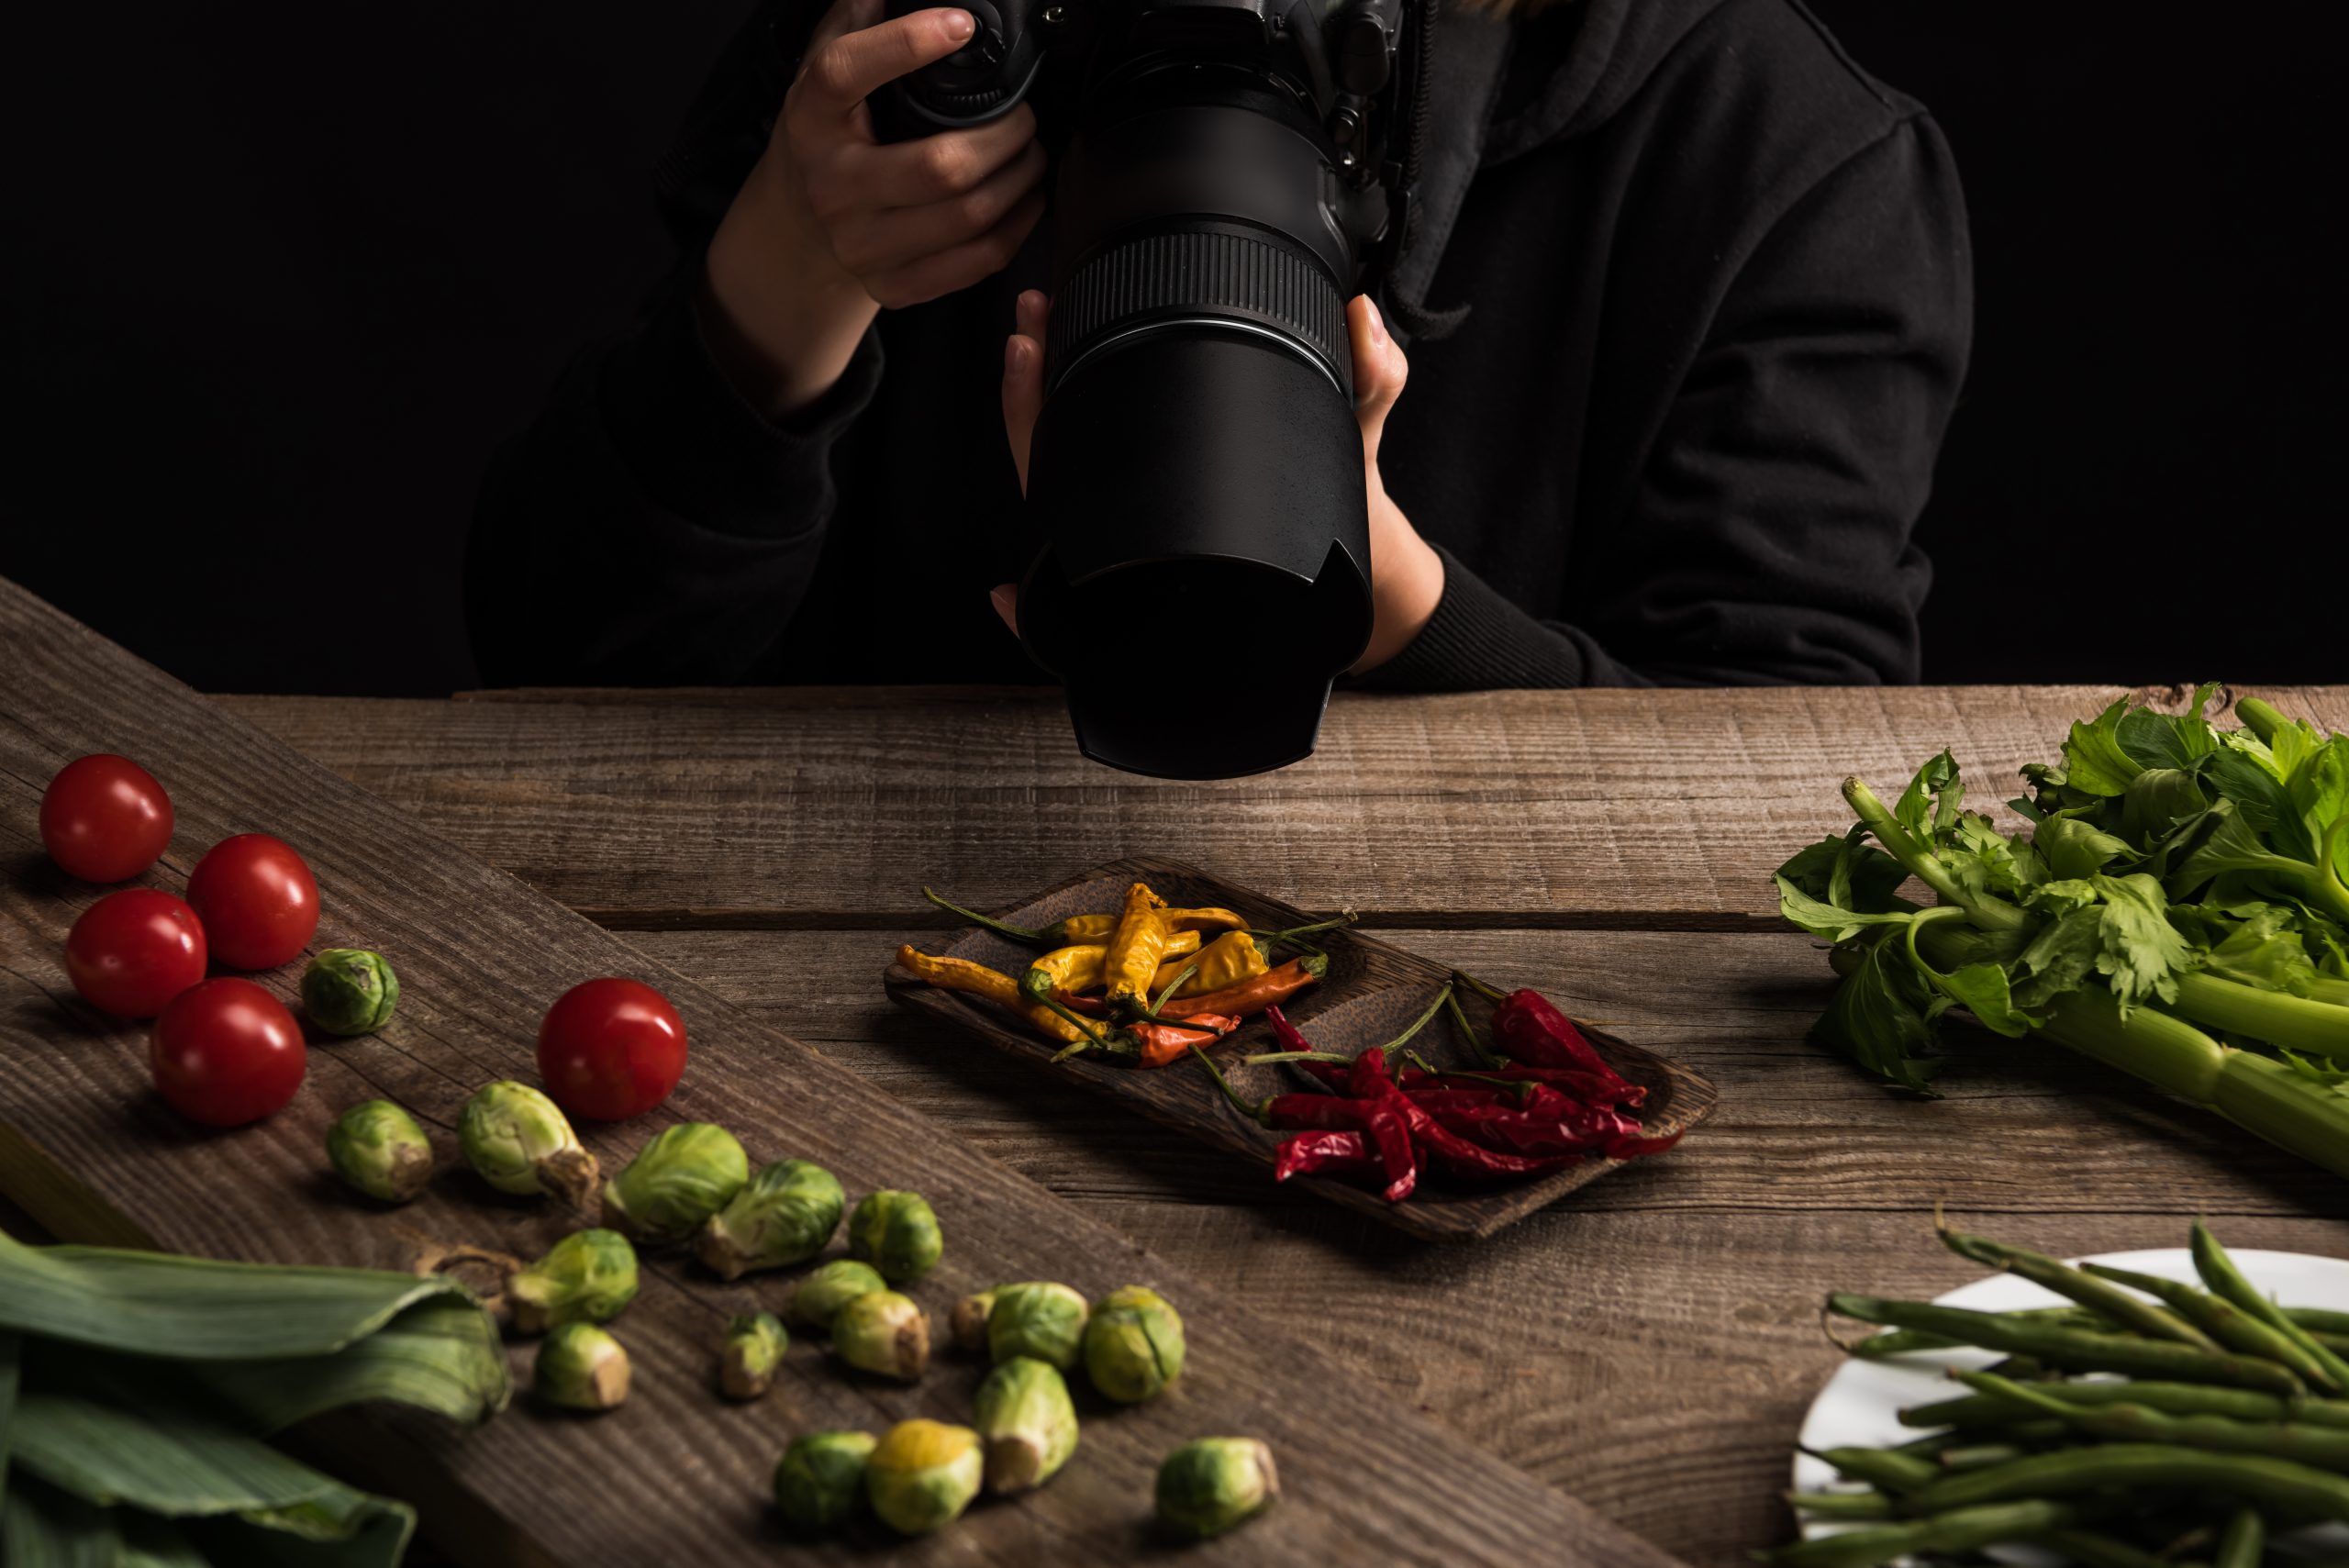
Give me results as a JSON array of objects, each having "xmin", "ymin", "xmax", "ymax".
[
  {"xmin": 1142, "ymin": 961, "xmax": 1203, "ymax": 1018},
  {"xmin": 1444, "ymin": 985, "xmax": 1503, "ymax": 1067},
  {"xmin": 1188, "ymin": 1046, "xmax": 1272, "ymax": 1124},
  {"xmin": 1378, "ymin": 984, "xmax": 1452, "ymax": 1057},
  {"xmin": 923, "ymin": 887, "xmax": 1046, "ymax": 944},
  {"xmin": 1243, "ymin": 1050, "xmax": 1351, "ymax": 1067},
  {"xmin": 1403, "ymin": 1052, "xmax": 1537, "ymax": 1102},
  {"xmin": 1249, "ymin": 911, "xmax": 1358, "ymax": 961},
  {"xmin": 1451, "ymin": 969, "xmax": 1508, "ymax": 1005}
]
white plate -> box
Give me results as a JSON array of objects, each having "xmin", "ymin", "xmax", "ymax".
[{"xmin": 1794, "ymin": 1247, "xmax": 2349, "ymax": 1562}]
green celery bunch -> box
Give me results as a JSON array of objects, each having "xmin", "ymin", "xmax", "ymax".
[{"xmin": 1776, "ymin": 686, "xmax": 2349, "ymax": 1173}]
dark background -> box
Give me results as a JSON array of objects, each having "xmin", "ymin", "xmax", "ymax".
[{"xmin": 4, "ymin": 3, "xmax": 2338, "ymax": 695}]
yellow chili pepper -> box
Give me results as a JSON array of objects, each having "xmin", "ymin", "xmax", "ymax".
[
  {"xmin": 1056, "ymin": 906, "xmax": 1241, "ymax": 943},
  {"xmin": 1147, "ymin": 929, "xmax": 1270, "ymax": 1000},
  {"xmin": 1101, "ymin": 882, "xmax": 1171, "ymax": 1004},
  {"xmin": 1030, "ymin": 930, "xmax": 1202, "ymax": 995},
  {"xmin": 896, "ymin": 946, "xmax": 1090, "ymax": 1045}
]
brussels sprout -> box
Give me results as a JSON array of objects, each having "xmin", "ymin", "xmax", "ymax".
[
  {"xmin": 772, "ymin": 1430, "xmax": 876, "ymax": 1533},
  {"xmin": 973, "ymin": 1357, "xmax": 1078, "ymax": 1495},
  {"xmin": 719, "ymin": 1311, "xmax": 789, "ymax": 1401},
  {"xmin": 460, "ymin": 1081, "xmax": 599, "ymax": 1208},
  {"xmin": 864, "ymin": 1419, "xmax": 983, "ymax": 1536},
  {"xmin": 535, "ymin": 1322, "xmax": 630, "ymax": 1411},
  {"xmin": 949, "ymin": 1289, "xmax": 997, "ymax": 1353},
  {"xmin": 846, "ymin": 1190, "xmax": 941, "ymax": 1284},
  {"xmin": 788, "ymin": 1260, "xmax": 887, "ymax": 1329},
  {"xmin": 508, "ymin": 1228, "xmax": 639, "ymax": 1334},
  {"xmin": 1083, "ymin": 1285, "xmax": 1186, "ymax": 1403},
  {"xmin": 325, "ymin": 1099, "xmax": 432, "ymax": 1204},
  {"xmin": 300, "ymin": 948, "xmax": 401, "ymax": 1035},
  {"xmin": 600, "ymin": 1122, "xmax": 749, "ymax": 1245},
  {"xmin": 986, "ymin": 1281, "xmax": 1089, "ymax": 1370},
  {"xmin": 1154, "ymin": 1438, "xmax": 1277, "ymax": 1539},
  {"xmin": 695, "ymin": 1159, "xmax": 844, "ymax": 1280},
  {"xmin": 832, "ymin": 1290, "xmax": 930, "ymax": 1381}
]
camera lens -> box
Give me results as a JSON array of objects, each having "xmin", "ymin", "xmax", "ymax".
[{"xmin": 1019, "ymin": 81, "xmax": 1375, "ymax": 778}]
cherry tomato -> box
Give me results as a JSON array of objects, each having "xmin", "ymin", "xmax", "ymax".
[
  {"xmin": 150, "ymin": 978, "xmax": 306, "ymax": 1127},
  {"xmin": 64, "ymin": 889, "xmax": 209, "ymax": 1018},
  {"xmin": 185, "ymin": 834, "xmax": 319, "ymax": 969},
  {"xmin": 40, "ymin": 755, "xmax": 174, "ymax": 882},
  {"xmin": 537, "ymin": 978, "xmax": 688, "ymax": 1121}
]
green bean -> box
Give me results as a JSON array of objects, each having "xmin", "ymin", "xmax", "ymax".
[
  {"xmin": 1853, "ymin": 1309, "xmax": 2106, "ymax": 1360},
  {"xmin": 1757, "ymin": 1501, "xmax": 2085, "ymax": 1568},
  {"xmin": 2084, "ymin": 1260, "xmax": 2343, "ymax": 1393},
  {"xmin": 2040, "ymin": 1529, "xmax": 2205, "ymax": 1568},
  {"xmin": 1935, "ymin": 1442, "xmax": 2041, "ymax": 1471},
  {"xmin": 1906, "ymin": 1442, "xmax": 2349, "ymax": 1519},
  {"xmin": 1902, "ymin": 1381, "xmax": 2349, "ymax": 1430},
  {"xmin": 2288, "ymin": 1307, "xmax": 2349, "ymax": 1338},
  {"xmin": 1939, "ymin": 1228, "xmax": 2221, "ymax": 1351},
  {"xmin": 2192, "ymin": 1220, "xmax": 2349, "ymax": 1394},
  {"xmin": 1784, "ymin": 1490, "xmax": 1894, "ymax": 1519},
  {"xmin": 1893, "ymin": 1420, "xmax": 2069, "ymax": 1456},
  {"xmin": 2213, "ymin": 1507, "xmax": 2262, "ymax": 1568},
  {"xmin": 1829, "ymin": 1295, "xmax": 2309, "ymax": 1396},
  {"xmin": 1811, "ymin": 1446, "xmax": 1939, "ymax": 1493},
  {"xmin": 1955, "ymin": 1369, "xmax": 2349, "ymax": 1472}
]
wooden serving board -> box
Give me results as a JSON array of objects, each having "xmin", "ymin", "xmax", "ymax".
[
  {"xmin": 886, "ymin": 858, "xmax": 1720, "ymax": 1240},
  {"xmin": 0, "ymin": 576, "xmax": 1688, "ymax": 1568}
]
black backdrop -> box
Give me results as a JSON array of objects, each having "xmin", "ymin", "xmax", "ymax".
[{"xmin": 4, "ymin": 3, "xmax": 2338, "ymax": 695}]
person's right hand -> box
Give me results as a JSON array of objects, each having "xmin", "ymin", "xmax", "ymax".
[{"xmin": 701, "ymin": 0, "xmax": 1048, "ymax": 417}]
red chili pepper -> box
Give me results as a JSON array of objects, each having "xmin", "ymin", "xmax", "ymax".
[
  {"xmin": 1262, "ymin": 1006, "xmax": 1352, "ymax": 1089},
  {"xmin": 1345, "ymin": 1045, "xmax": 1391, "ymax": 1098},
  {"xmin": 1397, "ymin": 1087, "xmax": 1520, "ymax": 1111},
  {"xmin": 1359, "ymin": 1101, "xmax": 1418, "ymax": 1202},
  {"xmin": 1427, "ymin": 1101, "xmax": 1642, "ymax": 1156},
  {"xmin": 1264, "ymin": 1094, "xmax": 1371, "ymax": 1132},
  {"xmin": 1401, "ymin": 1062, "xmax": 1643, "ymax": 1109},
  {"xmin": 1050, "ymin": 989, "xmax": 1111, "ymax": 1016},
  {"xmin": 1412, "ymin": 1114, "xmax": 1587, "ymax": 1180},
  {"xmin": 1274, "ymin": 1129, "xmax": 1381, "ymax": 1182},
  {"xmin": 1486, "ymin": 987, "xmax": 1640, "ymax": 1102}
]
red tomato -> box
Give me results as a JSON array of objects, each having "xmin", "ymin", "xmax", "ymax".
[
  {"xmin": 185, "ymin": 834, "xmax": 319, "ymax": 969},
  {"xmin": 537, "ymin": 978, "xmax": 688, "ymax": 1120},
  {"xmin": 150, "ymin": 978, "xmax": 306, "ymax": 1127},
  {"xmin": 64, "ymin": 889, "xmax": 209, "ymax": 1018},
  {"xmin": 40, "ymin": 755, "xmax": 174, "ymax": 882}
]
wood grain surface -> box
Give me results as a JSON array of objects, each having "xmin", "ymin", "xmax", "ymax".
[
  {"xmin": 886, "ymin": 856, "xmax": 1719, "ymax": 1240},
  {"xmin": 65, "ymin": 654, "xmax": 2349, "ymax": 1566},
  {"xmin": 0, "ymin": 577, "xmax": 1687, "ymax": 1568},
  {"xmin": 218, "ymin": 684, "xmax": 2349, "ymax": 928}
]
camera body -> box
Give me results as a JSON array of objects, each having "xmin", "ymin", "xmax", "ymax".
[{"xmin": 877, "ymin": 0, "xmax": 1424, "ymax": 779}]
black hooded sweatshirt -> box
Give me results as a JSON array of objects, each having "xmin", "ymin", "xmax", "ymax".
[{"xmin": 466, "ymin": 0, "xmax": 1970, "ymax": 691}]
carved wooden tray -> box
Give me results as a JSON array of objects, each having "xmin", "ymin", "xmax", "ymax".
[{"xmin": 885, "ymin": 856, "xmax": 1720, "ymax": 1240}]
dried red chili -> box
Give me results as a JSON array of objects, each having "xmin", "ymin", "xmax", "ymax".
[
  {"xmin": 1456, "ymin": 972, "xmax": 1642, "ymax": 1101},
  {"xmin": 1274, "ymin": 1130, "xmax": 1380, "ymax": 1182}
]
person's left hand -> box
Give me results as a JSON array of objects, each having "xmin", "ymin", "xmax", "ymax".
[{"xmin": 993, "ymin": 290, "xmax": 1444, "ymax": 673}]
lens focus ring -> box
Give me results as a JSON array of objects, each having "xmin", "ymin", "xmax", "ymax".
[{"xmin": 1048, "ymin": 228, "xmax": 1350, "ymax": 395}]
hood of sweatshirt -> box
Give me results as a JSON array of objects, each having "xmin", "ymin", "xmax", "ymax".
[{"xmin": 1387, "ymin": 0, "xmax": 1740, "ymax": 337}]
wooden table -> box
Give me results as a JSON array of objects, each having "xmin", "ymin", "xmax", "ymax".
[{"xmin": 9, "ymin": 575, "xmax": 2349, "ymax": 1564}]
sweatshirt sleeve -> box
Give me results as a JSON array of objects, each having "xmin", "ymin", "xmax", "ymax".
[
  {"xmin": 464, "ymin": 3, "xmax": 881, "ymax": 687},
  {"xmin": 1359, "ymin": 113, "xmax": 1971, "ymax": 692}
]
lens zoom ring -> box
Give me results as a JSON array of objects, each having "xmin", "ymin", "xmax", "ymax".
[{"xmin": 1052, "ymin": 230, "xmax": 1348, "ymax": 387}]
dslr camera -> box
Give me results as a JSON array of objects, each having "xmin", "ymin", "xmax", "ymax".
[{"xmin": 874, "ymin": 0, "xmax": 1433, "ymax": 778}]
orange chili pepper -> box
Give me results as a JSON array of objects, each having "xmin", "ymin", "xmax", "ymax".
[{"xmin": 1161, "ymin": 955, "xmax": 1327, "ymax": 1019}]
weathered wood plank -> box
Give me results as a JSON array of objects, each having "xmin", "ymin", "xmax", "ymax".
[
  {"xmin": 218, "ymin": 684, "xmax": 2349, "ymax": 925},
  {"xmin": 0, "ymin": 578, "xmax": 1683, "ymax": 1568}
]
